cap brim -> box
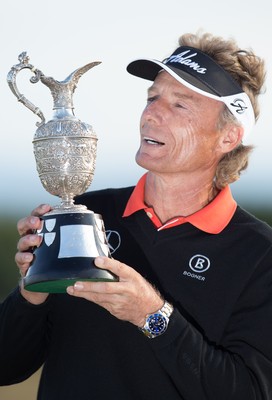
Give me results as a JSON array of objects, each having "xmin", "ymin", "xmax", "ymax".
[{"xmin": 127, "ymin": 58, "xmax": 218, "ymax": 97}]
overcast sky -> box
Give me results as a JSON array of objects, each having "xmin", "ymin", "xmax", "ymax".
[{"xmin": 0, "ymin": 0, "xmax": 271, "ymax": 217}]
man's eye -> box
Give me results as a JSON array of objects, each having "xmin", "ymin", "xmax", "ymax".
[
  {"xmin": 147, "ymin": 96, "xmax": 157, "ymax": 103},
  {"xmin": 175, "ymin": 103, "xmax": 185, "ymax": 108}
]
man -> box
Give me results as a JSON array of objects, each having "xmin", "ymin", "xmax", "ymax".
[{"xmin": 0, "ymin": 32, "xmax": 271, "ymax": 399}]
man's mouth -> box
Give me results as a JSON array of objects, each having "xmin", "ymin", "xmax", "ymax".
[{"xmin": 144, "ymin": 136, "xmax": 165, "ymax": 145}]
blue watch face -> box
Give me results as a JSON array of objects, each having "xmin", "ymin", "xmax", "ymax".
[{"xmin": 148, "ymin": 313, "xmax": 167, "ymax": 335}]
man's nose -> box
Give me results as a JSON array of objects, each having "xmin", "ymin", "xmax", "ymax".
[{"xmin": 143, "ymin": 99, "xmax": 165, "ymax": 122}]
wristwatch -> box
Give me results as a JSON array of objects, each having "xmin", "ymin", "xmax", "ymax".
[{"xmin": 139, "ymin": 301, "xmax": 173, "ymax": 339}]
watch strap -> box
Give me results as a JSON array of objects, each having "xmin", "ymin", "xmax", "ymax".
[{"xmin": 160, "ymin": 301, "xmax": 173, "ymax": 319}]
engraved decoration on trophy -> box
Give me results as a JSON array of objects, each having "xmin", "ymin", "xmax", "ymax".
[{"xmin": 7, "ymin": 52, "xmax": 118, "ymax": 293}]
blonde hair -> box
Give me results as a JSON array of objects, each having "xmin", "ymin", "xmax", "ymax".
[{"xmin": 178, "ymin": 32, "xmax": 266, "ymax": 188}]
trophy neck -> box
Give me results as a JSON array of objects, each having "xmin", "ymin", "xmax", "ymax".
[
  {"xmin": 61, "ymin": 194, "xmax": 74, "ymax": 206},
  {"xmin": 52, "ymin": 107, "xmax": 76, "ymax": 120},
  {"xmin": 52, "ymin": 197, "xmax": 88, "ymax": 213}
]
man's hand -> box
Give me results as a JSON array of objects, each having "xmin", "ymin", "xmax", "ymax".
[
  {"xmin": 15, "ymin": 204, "xmax": 51, "ymax": 305},
  {"xmin": 66, "ymin": 256, "xmax": 164, "ymax": 327}
]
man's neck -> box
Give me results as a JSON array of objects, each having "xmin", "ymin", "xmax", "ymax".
[{"xmin": 144, "ymin": 172, "xmax": 218, "ymax": 224}]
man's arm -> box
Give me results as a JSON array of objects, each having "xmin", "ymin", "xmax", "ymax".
[
  {"xmin": 0, "ymin": 287, "xmax": 52, "ymax": 385},
  {"xmin": 0, "ymin": 204, "xmax": 53, "ymax": 385}
]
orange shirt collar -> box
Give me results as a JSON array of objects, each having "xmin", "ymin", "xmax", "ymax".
[{"xmin": 123, "ymin": 173, "xmax": 237, "ymax": 234}]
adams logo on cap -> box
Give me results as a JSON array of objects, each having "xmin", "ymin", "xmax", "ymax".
[
  {"xmin": 163, "ymin": 50, "xmax": 207, "ymax": 74},
  {"xmin": 127, "ymin": 46, "xmax": 255, "ymax": 140}
]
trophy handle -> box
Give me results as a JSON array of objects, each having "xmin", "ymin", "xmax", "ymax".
[{"xmin": 7, "ymin": 52, "xmax": 46, "ymax": 127}]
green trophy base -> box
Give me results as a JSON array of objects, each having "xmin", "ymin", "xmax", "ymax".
[{"xmin": 24, "ymin": 278, "xmax": 113, "ymax": 294}]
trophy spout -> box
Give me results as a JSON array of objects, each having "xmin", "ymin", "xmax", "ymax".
[{"xmin": 40, "ymin": 61, "xmax": 101, "ymax": 112}]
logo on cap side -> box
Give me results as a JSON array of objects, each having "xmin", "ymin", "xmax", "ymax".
[
  {"xmin": 230, "ymin": 98, "xmax": 248, "ymax": 114},
  {"xmin": 164, "ymin": 50, "xmax": 207, "ymax": 74}
]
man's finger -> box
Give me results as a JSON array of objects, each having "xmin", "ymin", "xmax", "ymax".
[{"xmin": 94, "ymin": 256, "xmax": 134, "ymax": 281}]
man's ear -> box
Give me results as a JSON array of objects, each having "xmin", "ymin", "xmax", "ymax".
[{"xmin": 220, "ymin": 124, "xmax": 244, "ymax": 154}]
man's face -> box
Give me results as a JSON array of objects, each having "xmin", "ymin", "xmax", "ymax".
[{"xmin": 136, "ymin": 71, "xmax": 226, "ymax": 176}]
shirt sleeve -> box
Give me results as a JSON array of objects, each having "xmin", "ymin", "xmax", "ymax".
[
  {"xmin": 148, "ymin": 251, "xmax": 272, "ymax": 400},
  {"xmin": 0, "ymin": 287, "xmax": 52, "ymax": 385}
]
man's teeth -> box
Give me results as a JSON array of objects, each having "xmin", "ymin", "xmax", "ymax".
[{"xmin": 144, "ymin": 137, "xmax": 164, "ymax": 145}]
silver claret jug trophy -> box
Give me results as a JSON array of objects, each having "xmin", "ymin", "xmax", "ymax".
[{"xmin": 7, "ymin": 52, "xmax": 118, "ymax": 293}]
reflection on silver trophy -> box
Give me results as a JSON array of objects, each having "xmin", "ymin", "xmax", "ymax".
[{"xmin": 7, "ymin": 52, "xmax": 118, "ymax": 293}]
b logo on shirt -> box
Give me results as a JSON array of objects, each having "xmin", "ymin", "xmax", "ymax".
[{"xmin": 189, "ymin": 255, "xmax": 210, "ymax": 273}]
